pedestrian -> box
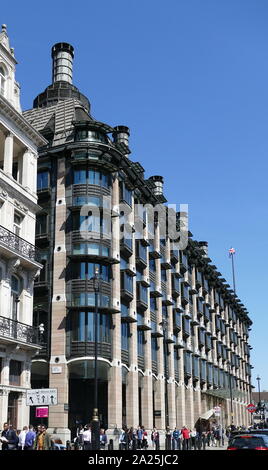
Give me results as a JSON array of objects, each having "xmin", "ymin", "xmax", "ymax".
[
  {"xmin": 1, "ymin": 423, "xmax": 9, "ymax": 450},
  {"xmin": 172, "ymin": 427, "xmax": 180, "ymax": 450},
  {"xmin": 166, "ymin": 427, "xmax": 172, "ymax": 450},
  {"xmin": 18, "ymin": 426, "xmax": 28, "ymax": 450},
  {"xmin": 182, "ymin": 426, "xmax": 190, "ymax": 450},
  {"xmin": 190, "ymin": 429, "xmax": 197, "ymax": 450},
  {"xmin": 141, "ymin": 427, "xmax": 148, "ymax": 449},
  {"xmin": 33, "ymin": 425, "xmax": 52, "ymax": 450},
  {"xmin": 100, "ymin": 428, "xmax": 107, "ymax": 450},
  {"xmin": 82, "ymin": 424, "xmax": 91, "ymax": 450},
  {"xmin": 3, "ymin": 424, "xmax": 18, "ymax": 450},
  {"xmin": 221, "ymin": 428, "xmax": 225, "ymax": 447},
  {"xmin": 136, "ymin": 426, "xmax": 143, "ymax": 449},
  {"xmin": 119, "ymin": 427, "xmax": 128, "ymax": 450},
  {"xmin": 151, "ymin": 428, "xmax": 160, "ymax": 450},
  {"xmin": 201, "ymin": 431, "xmax": 207, "ymax": 450},
  {"xmin": 24, "ymin": 425, "xmax": 36, "ymax": 451}
]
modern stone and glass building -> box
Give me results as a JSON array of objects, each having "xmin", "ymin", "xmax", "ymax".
[
  {"xmin": 23, "ymin": 42, "xmax": 253, "ymax": 445},
  {"xmin": 0, "ymin": 25, "xmax": 45, "ymax": 429}
]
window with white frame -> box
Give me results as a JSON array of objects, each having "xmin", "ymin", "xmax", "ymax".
[
  {"xmin": 11, "ymin": 274, "xmax": 21, "ymax": 320},
  {"xmin": 0, "ymin": 65, "xmax": 7, "ymax": 97},
  {"xmin": 13, "ymin": 212, "xmax": 23, "ymax": 237}
]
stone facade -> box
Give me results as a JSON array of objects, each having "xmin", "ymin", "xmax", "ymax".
[{"xmin": 0, "ymin": 25, "xmax": 45, "ymax": 430}]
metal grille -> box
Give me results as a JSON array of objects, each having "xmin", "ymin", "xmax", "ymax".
[
  {"xmin": 0, "ymin": 224, "xmax": 40, "ymax": 262},
  {"xmin": 0, "ymin": 316, "xmax": 39, "ymax": 345}
]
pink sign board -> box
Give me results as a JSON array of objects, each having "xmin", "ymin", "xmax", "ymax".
[{"xmin": 35, "ymin": 407, "xmax": 49, "ymax": 418}]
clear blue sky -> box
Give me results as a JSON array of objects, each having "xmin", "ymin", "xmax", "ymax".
[{"xmin": 2, "ymin": 0, "xmax": 268, "ymax": 390}]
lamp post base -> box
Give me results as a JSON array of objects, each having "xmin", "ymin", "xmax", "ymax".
[{"xmin": 91, "ymin": 409, "xmax": 100, "ymax": 450}]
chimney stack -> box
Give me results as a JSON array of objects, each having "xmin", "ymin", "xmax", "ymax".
[
  {"xmin": 149, "ymin": 175, "xmax": 164, "ymax": 196},
  {"xmin": 51, "ymin": 42, "xmax": 74, "ymax": 84},
  {"xmin": 199, "ymin": 241, "xmax": 208, "ymax": 257}
]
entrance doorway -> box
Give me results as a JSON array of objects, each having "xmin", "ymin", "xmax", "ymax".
[
  {"xmin": 68, "ymin": 379, "xmax": 108, "ymax": 440},
  {"xmin": 8, "ymin": 392, "xmax": 19, "ymax": 428}
]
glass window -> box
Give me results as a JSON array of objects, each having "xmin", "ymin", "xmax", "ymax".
[
  {"xmin": 89, "ymin": 169, "xmax": 100, "ymax": 186},
  {"xmin": 138, "ymin": 330, "xmax": 145, "ymax": 356},
  {"xmin": 151, "ymin": 337, "xmax": 158, "ymax": 362},
  {"xmin": 72, "ymin": 311, "xmax": 111, "ymax": 343},
  {"xmin": 74, "ymin": 169, "xmax": 87, "ymax": 184},
  {"xmin": 149, "ymin": 258, "xmax": 156, "ymax": 272},
  {"xmin": 150, "ymin": 297, "xmax": 157, "ymax": 312},
  {"xmin": 72, "ymin": 262, "xmax": 110, "ymax": 282},
  {"xmin": 122, "ymin": 272, "xmax": 133, "ymax": 293},
  {"xmin": 9, "ymin": 360, "xmax": 21, "ymax": 386},
  {"xmin": 161, "ymin": 269, "xmax": 167, "ymax": 282},
  {"xmin": 37, "ymin": 171, "xmax": 49, "ymax": 190},
  {"xmin": 121, "ymin": 323, "xmax": 130, "ymax": 351},
  {"xmin": 13, "ymin": 212, "xmax": 22, "ymax": 236},
  {"xmin": 36, "ymin": 214, "xmax": 47, "ymax": 235},
  {"xmin": 0, "ymin": 65, "xmax": 7, "ymax": 96}
]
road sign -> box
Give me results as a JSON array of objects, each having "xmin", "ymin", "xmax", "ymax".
[
  {"xmin": 26, "ymin": 389, "xmax": 58, "ymax": 406},
  {"xmin": 246, "ymin": 403, "xmax": 257, "ymax": 413}
]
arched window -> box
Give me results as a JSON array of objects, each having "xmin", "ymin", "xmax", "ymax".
[{"xmin": 0, "ymin": 65, "xmax": 7, "ymax": 97}]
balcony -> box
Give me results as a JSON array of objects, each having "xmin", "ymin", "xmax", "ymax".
[
  {"xmin": 0, "ymin": 316, "xmax": 41, "ymax": 350},
  {"xmin": 0, "ymin": 224, "xmax": 41, "ymax": 267},
  {"xmin": 137, "ymin": 313, "xmax": 151, "ymax": 331},
  {"xmin": 172, "ymin": 275, "xmax": 180, "ymax": 298},
  {"xmin": 150, "ymin": 282, "xmax": 162, "ymax": 298},
  {"xmin": 170, "ymin": 249, "xmax": 179, "ymax": 263},
  {"xmin": 149, "ymin": 244, "xmax": 161, "ymax": 259},
  {"xmin": 151, "ymin": 323, "xmax": 164, "ymax": 337},
  {"xmin": 121, "ymin": 272, "xmax": 134, "ymax": 302},
  {"xmin": 120, "ymin": 237, "xmax": 133, "ymax": 258},
  {"xmin": 180, "ymin": 254, "xmax": 187, "ymax": 274},
  {"xmin": 135, "ymin": 241, "xmax": 148, "ymax": 268},
  {"xmin": 136, "ymin": 283, "xmax": 149, "ymax": 311}
]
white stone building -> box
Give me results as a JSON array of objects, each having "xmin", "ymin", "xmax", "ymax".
[{"xmin": 0, "ymin": 24, "xmax": 46, "ymax": 429}]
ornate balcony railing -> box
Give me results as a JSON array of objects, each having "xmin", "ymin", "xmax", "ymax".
[
  {"xmin": 0, "ymin": 315, "xmax": 40, "ymax": 345},
  {"xmin": 0, "ymin": 224, "xmax": 40, "ymax": 263}
]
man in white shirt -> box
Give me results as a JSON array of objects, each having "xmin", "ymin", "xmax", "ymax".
[
  {"xmin": 18, "ymin": 426, "xmax": 28, "ymax": 450},
  {"xmin": 82, "ymin": 424, "xmax": 92, "ymax": 450}
]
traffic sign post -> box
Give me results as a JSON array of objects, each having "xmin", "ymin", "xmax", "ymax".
[
  {"xmin": 246, "ymin": 403, "xmax": 257, "ymax": 413},
  {"xmin": 26, "ymin": 389, "xmax": 58, "ymax": 406}
]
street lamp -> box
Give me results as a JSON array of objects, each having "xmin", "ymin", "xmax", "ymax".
[
  {"xmin": 91, "ymin": 266, "xmax": 100, "ymax": 450},
  {"xmin": 256, "ymin": 375, "xmax": 264, "ymax": 428},
  {"xmin": 160, "ymin": 315, "xmax": 170, "ymax": 448},
  {"xmin": 227, "ymin": 361, "xmax": 234, "ymax": 426},
  {"xmin": 256, "ymin": 375, "xmax": 261, "ymax": 406}
]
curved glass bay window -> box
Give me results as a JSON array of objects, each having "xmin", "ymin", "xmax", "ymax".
[
  {"xmin": 73, "ymin": 168, "xmax": 110, "ymax": 188},
  {"xmin": 70, "ymin": 293, "xmax": 110, "ymax": 308},
  {"xmin": 75, "ymin": 128, "xmax": 108, "ymax": 144},
  {"xmin": 72, "ymin": 262, "xmax": 111, "ymax": 282},
  {"xmin": 72, "ymin": 211, "xmax": 111, "ymax": 236},
  {"xmin": 72, "ymin": 311, "xmax": 111, "ymax": 343},
  {"xmin": 72, "ymin": 242, "xmax": 110, "ymax": 257}
]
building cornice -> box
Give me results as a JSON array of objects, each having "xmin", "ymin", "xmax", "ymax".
[{"xmin": 0, "ymin": 95, "xmax": 47, "ymax": 147}]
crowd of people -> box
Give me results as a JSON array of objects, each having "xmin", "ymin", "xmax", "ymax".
[
  {"xmin": 0, "ymin": 423, "xmax": 65, "ymax": 450},
  {"xmin": 117, "ymin": 425, "xmax": 227, "ymax": 450},
  {"xmin": 2, "ymin": 421, "xmax": 263, "ymax": 451}
]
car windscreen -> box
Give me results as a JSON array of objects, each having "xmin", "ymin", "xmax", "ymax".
[{"xmin": 230, "ymin": 436, "xmax": 268, "ymax": 448}]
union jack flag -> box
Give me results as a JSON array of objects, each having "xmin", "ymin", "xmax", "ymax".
[{"xmin": 229, "ymin": 247, "xmax": 236, "ymax": 256}]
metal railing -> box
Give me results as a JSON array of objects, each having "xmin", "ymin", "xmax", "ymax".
[
  {"xmin": 0, "ymin": 224, "xmax": 40, "ymax": 263},
  {"xmin": 0, "ymin": 315, "xmax": 40, "ymax": 345}
]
